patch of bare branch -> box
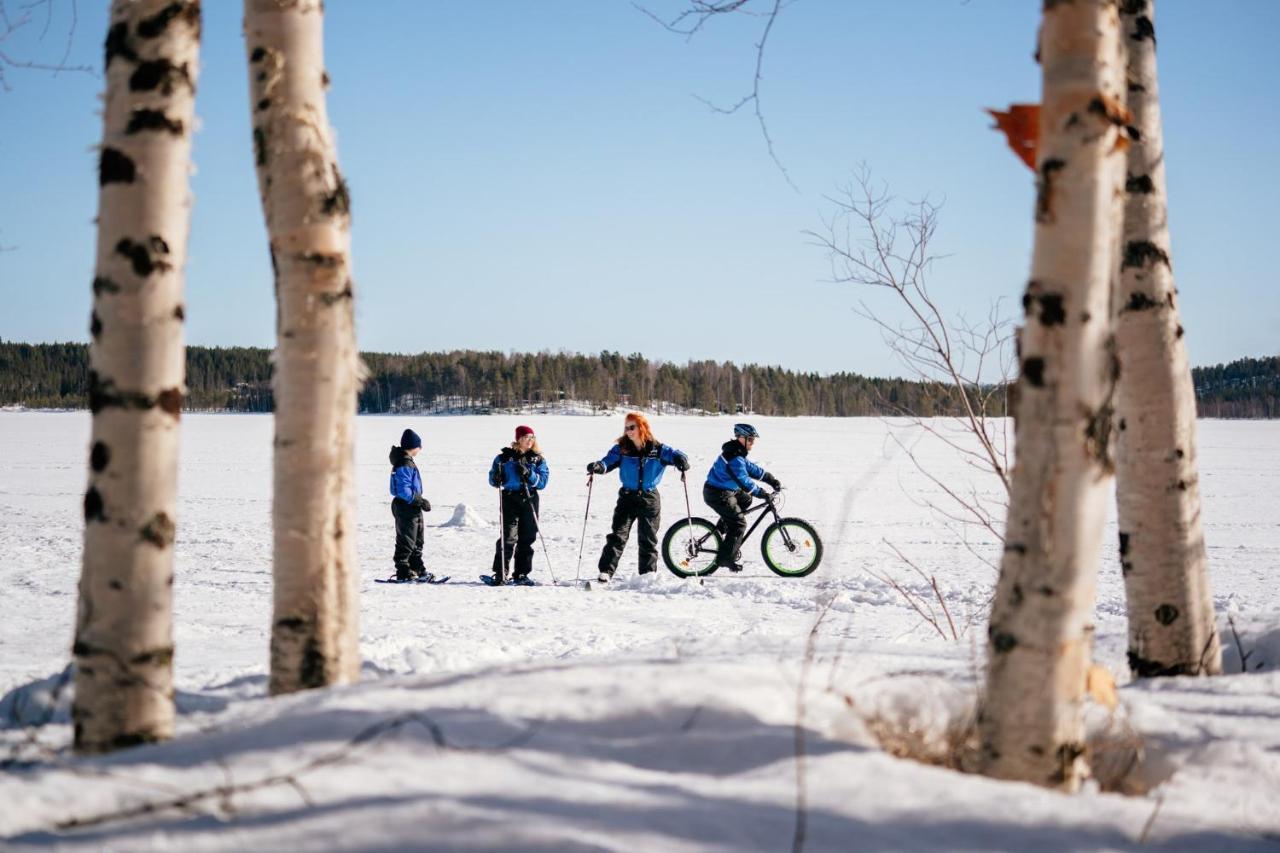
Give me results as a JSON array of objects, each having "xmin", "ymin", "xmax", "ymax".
[{"xmin": 0, "ymin": 0, "xmax": 94, "ymax": 92}]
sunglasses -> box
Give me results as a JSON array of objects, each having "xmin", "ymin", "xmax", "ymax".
[{"xmin": 625, "ymin": 424, "xmax": 638, "ymax": 432}]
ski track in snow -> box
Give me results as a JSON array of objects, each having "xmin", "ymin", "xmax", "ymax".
[{"xmin": 1, "ymin": 413, "xmax": 1278, "ymax": 849}]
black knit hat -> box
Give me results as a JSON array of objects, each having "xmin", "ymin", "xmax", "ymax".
[{"xmin": 400, "ymin": 429, "xmax": 422, "ymax": 449}]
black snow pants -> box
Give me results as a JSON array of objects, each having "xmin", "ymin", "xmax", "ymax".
[
  {"xmin": 493, "ymin": 489, "xmax": 539, "ymax": 581},
  {"xmin": 597, "ymin": 489, "xmax": 661, "ymax": 577},
  {"xmin": 392, "ymin": 498, "xmax": 426, "ymax": 578},
  {"xmin": 703, "ymin": 485, "xmax": 752, "ymax": 567}
]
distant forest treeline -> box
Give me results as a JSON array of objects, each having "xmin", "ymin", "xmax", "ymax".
[{"xmin": 1, "ymin": 341, "xmax": 1276, "ymax": 418}]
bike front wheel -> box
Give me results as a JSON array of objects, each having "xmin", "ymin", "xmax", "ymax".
[
  {"xmin": 662, "ymin": 517, "xmax": 722, "ymax": 578},
  {"xmin": 760, "ymin": 517, "xmax": 823, "ymax": 577}
]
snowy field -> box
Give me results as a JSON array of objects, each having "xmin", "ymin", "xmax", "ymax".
[{"xmin": 1, "ymin": 412, "xmax": 1278, "ymax": 850}]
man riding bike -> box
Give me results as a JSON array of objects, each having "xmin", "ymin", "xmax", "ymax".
[{"xmin": 702, "ymin": 423, "xmax": 782, "ymax": 572}]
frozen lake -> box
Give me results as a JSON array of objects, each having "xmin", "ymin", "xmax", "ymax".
[{"xmin": 1, "ymin": 412, "xmax": 1278, "ymax": 849}]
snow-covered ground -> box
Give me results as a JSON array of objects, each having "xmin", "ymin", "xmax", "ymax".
[{"xmin": 1, "ymin": 412, "xmax": 1277, "ymax": 850}]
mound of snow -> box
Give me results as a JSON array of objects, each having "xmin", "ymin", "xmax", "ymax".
[{"xmin": 438, "ymin": 503, "xmax": 488, "ymax": 528}]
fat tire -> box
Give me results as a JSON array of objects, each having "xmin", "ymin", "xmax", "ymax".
[
  {"xmin": 661, "ymin": 517, "xmax": 722, "ymax": 578},
  {"xmin": 760, "ymin": 517, "xmax": 823, "ymax": 577}
]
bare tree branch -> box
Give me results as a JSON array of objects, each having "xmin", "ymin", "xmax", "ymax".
[{"xmin": 635, "ymin": 0, "xmax": 798, "ymax": 191}]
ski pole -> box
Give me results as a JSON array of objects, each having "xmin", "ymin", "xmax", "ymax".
[
  {"xmin": 522, "ymin": 479, "xmax": 560, "ymax": 585},
  {"xmin": 496, "ymin": 462, "xmax": 510, "ymax": 582},
  {"xmin": 575, "ymin": 473, "xmax": 594, "ymax": 583},
  {"xmin": 681, "ymin": 472, "xmax": 696, "ymax": 570}
]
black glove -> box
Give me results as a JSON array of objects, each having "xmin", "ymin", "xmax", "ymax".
[
  {"xmin": 587, "ymin": 461, "xmax": 605, "ymax": 475},
  {"xmin": 674, "ymin": 453, "xmax": 690, "ymax": 472},
  {"xmin": 762, "ymin": 473, "xmax": 782, "ymax": 490},
  {"xmin": 517, "ymin": 461, "xmax": 531, "ymax": 480},
  {"xmin": 415, "ymin": 495, "xmax": 431, "ymax": 512}
]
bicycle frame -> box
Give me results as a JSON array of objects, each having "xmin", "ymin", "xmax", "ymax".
[{"xmin": 688, "ymin": 494, "xmax": 788, "ymax": 555}]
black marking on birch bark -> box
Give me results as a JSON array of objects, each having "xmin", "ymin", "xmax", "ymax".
[
  {"xmin": 1022, "ymin": 357, "xmax": 1046, "ymax": 388},
  {"xmin": 1154, "ymin": 604, "xmax": 1180, "ymax": 626},
  {"xmin": 1119, "ymin": 531, "xmax": 1133, "ymax": 575},
  {"xmin": 1130, "ymin": 16, "xmax": 1156, "ymax": 45},
  {"xmin": 1175, "ymin": 325, "xmax": 1184, "ymax": 339},
  {"xmin": 110, "ymin": 731, "xmax": 165, "ymax": 749},
  {"xmin": 321, "ymin": 169, "xmax": 350, "ymax": 216},
  {"xmin": 89, "ymin": 372, "xmax": 182, "ymax": 418},
  {"xmin": 1121, "ymin": 240, "xmax": 1170, "ymax": 271},
  {"xmin": 90, "ymin": 312, "xmax": 103, "ymax": 339},
  {"xmin": 115, "ymin": 237, "xmax": 172, "ymax": 277},
  {"xmin": 253, "ymin": 126, "xmax": 268, "ymax": 167},
  {"xmin": 300, "ymin": 639, "xmax": 327, "ymax": 688},
  {"xmin": 1174, "ymin": 448, "xmax": 1184, "ymax": 459},
  {"xmin": 1126, "ymin": 174, "xmax": 1154, "ymax": 194},
  {"xmin": 1128, "ymin": 81, "xmax": 1147, "ymax": 94},
  {"xmin": 137, "ymin": 2, "xmax": 201, "ymax": 40},
  {"xmin": 1035, "ymin": 159, "xmax": 1065, "ymax": 223},
  {"xmin": 319, "ymin": 284, "xmax": 354, "ymax": 306},
  {"xmin": 100, "ymin": 148, "xmax": 136, "ymax": 185},
  {"xmin": 126, "ymin": 109, "xmax": 184, "ymax": 136},
  {"xmin": 1004, "ymin": 542, "xmax": 1027, "ymax": 555},
  {"xmin": 105, "ymin": 22, "xmax": 138, "ymax": 69},
  {"xmin": 1175, "ymin": 479, "xmax": 1187, "ymax": 491},
  {"xmin": 140, "ymin": 511, "xmax": 176, "ymax": 548},
  {"xmin": 84, "ymin": 487, "xmax": 107, "ymax": 522},
  {"xmin": 129, "ymin": 59, "xmax": 193, "ymax": 95},
  {"xmin": 1120, "ymin": 0, "xmax": 1148, "ymax": 15},
  {"xmin": 109, "ymin": 579, "xmax": 123, "ymax": 590},
  {"xmin": 93, "ymin": 276, "xmax": 121, "ymax": 296},
  {"xmin": 1050, "ymin": 742, "xmax": 1085, "ymax": 785},
  {"xmin": 321, "ymin": 70, "xmax": 331, "ymax": 89},
  {"xmin": 1029, "ymin": 292, "xmax": 1065, "ymax": 327},
  {"xmin": 991, "ymin": 631, "xmax": 1018, "ymax": 654},
  {"xmin": 174, "ymin": 304, "xmax": 185, "ymax": 321},
  {"xmin": 1128, "ymin": 651, "xmax": 1198, "ymax": 678},
  {"xmin": 256, "ymin": 98, "xmax": 271, "ymax": 112},
  {"xmin": 1010, "ymin": 584, "xmax": 1023, "ymax": 607},
  {"xmin": 1087, "ymin": 95, "xmax": 1131, "ymax": 128},
  {"xmin": 1037, "ymin": 585, "xmax": 1055, "ymax": 596},
  {"xmin": 250, "ymin": 46, "xmax": 266, "ymax": 63},
  {"xmin": 1126, "ymin": 125, "xmax": 1142, "ymax": 142},
  {"xmin": 1080, "ymin": 311, "xmax": 1092, "ymax": 324},
  {"xmin": 130, "ymin": 645, "xmax": 174, "ymax": 666},
  {"xmin": 91, "ymin": 442, "xmax": 111, "ymax": 472},
  {"xmin": 1118, "ymin": 417, "xmax": 1127, "ymax": 432},
  {"xmin": 297, "ymin": 252, "xmax": 343, "ymax": 269},
  {"xmin": 276, "ymin": 616, "xmax": 307, "ymax": 631},
  {"xmin": 1084, "ymin": 402, "xmax": 1115, "ymax": 471}
]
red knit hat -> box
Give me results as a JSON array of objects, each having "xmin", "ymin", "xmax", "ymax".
[{"xmin": 514, "ymin": 425, "xmax": 534, "ymax": 439}]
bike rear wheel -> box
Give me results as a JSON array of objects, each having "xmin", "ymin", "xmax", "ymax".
[
  {"xmin": 760, "ymin": 517, "xmax": 823, "ymax": 577},
  {"xmin": 662, "ymin": 517, "xmax": 722, "ymax": 578}
]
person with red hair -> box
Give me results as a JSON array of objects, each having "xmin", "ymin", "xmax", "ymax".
[{"xmin": 586, "ymin": 412, "xmax": 690, "ymax": 583}]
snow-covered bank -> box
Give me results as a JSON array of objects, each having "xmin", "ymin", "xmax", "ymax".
[{"xmin": 1, "ymin": 413, "xmax": 1278, "ymax": 849}]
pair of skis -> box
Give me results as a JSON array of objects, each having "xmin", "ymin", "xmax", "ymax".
[{"xmin": 478, "ymin": 574, "xmax": 538, "ymax": 587}]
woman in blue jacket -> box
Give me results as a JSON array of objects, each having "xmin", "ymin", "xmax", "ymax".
[
  {"xmin": 389, "ymin": 428, "xmax": 432, "ymax": 581},
  {"xmin": 488, "ymin": 425, "xmax": 550, "ymax": 585},
  {"xmin": 704, "ymin": 423, "xmax": 781, "ymax": 572},
  {"xmin": 586, "ymin": 412, "xmax": 689, "ymax": 582}
]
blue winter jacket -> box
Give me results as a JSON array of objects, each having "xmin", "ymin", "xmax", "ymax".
[
  {"xmin": 489, "ymin": 449, "xmax": 550, "ymax": 491},
  {"xmin": 596, "ymin": 441, "xmax": 687, "ymax": 491},
  {"xmin": 705, "ymin": 440, "xmax": 767, "ymax": 496},
  {"xmin": 389, "ymin": 446, "xmax": 424, "ymax": 504}
]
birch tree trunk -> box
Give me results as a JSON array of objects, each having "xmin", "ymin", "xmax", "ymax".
[
  {"xmin": 978, "ymin": 0, "xmax": 1128, "ymax": 790},
  {"xmin": 73, "ymin": 0, "xmax": 200, "ymax": 753},
  {"xmin": 1112, "ymin": 0, "xmax": 1221, "ymax": 678},
  {"xmin": 244, "ymin": 0, "xmax": 361, "ymax": 694}
]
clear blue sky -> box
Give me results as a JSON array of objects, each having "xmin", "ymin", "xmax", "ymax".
[{"xmin": 1, "ymin": 1, "xmax": 1277, "ymax": 377}]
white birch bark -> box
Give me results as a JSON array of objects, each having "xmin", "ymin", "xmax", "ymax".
[
  {"xmin": 243, "ymin": 0, "xmax": 361, "ymax": 694},
  {"xmin": 978, "ymin": 0, "xmax": 1128, "ymax": 790},
  {"xmin": 73, "ymin": 0, "xmax": 200, "ymax": 753},
  {"xmin": 1113, "ymin": 0, "xmax": 1221, "ymax": 678}
]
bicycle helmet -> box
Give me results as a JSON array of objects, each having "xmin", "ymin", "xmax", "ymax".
[{"xmin": 733, "ymin": 423, "xmax": 759, "ymax": 439}]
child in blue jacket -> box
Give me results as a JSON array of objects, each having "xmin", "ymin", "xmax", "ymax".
[
  {"xmin": 586, "ymin": 412, "xmax": 689, "ymax": 582},
  {"xmin": 703, "ymin": 423, "xmax": 781, "ymax": 571},
  {"xmin": 389, "ymin": 428, "xmax": 432, "ymax": 581},
  {"xmin": 488, "ymin": 425, "xmax": 550, "ymax": 585}
]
